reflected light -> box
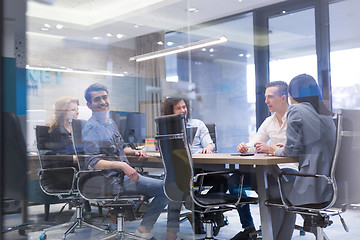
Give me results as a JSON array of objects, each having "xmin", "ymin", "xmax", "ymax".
[
  {"xmin": 26, "ymin": 65, "xmax": 125, "ymax": 77},
  {"xmin": 130, "ymin": 36, "xmax": 228, "ymax": 62}
]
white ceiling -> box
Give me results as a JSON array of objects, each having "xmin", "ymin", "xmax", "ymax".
[{"xmin": 26, "ymin": 0, "xmax": 285, "ymax": 49}]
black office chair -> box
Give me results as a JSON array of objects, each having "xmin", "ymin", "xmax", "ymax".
[
  {"xmin": 35, "ymin": 125, "xmax": 106, "ymax": 240},
  {"xmin": 70, "ymin": 119, "xmax": 146, "ymax": 240},
  {"xmin": 267, "ymin": 109, "xmax": 349, "ymax": 240},
  {"xmin": 205, "ymin": 123, "xmax": 217, "ymax": 152},
  {"xmin": 333, "ymin": 109, "xmax": 360, "ymax": 208},
  {"xmin": 154, "ymin": 113, "xmax": 256, "ymax": 239}
]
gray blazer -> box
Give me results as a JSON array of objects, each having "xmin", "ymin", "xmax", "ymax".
[{"xmin": 279, "ymin": 102, "xmax": 336, "ymax": 206}]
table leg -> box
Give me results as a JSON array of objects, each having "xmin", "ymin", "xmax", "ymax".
[{"xmin": 256, "ymin": 165, "xmax": 274, "ymax": 240}]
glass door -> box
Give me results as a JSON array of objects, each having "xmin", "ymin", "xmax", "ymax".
[{"xmin": 268, "ymin": 8, "xmax": 317, "ymax": 83}]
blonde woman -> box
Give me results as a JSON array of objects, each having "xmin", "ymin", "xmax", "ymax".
[{"xmin": 49, "ymin": 96, "xmax": 79, "ymax": 155}]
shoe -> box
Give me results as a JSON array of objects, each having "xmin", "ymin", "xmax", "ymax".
[
  {"xmin": 230, "ymin": 227, "xmax": 256, "ymax": 240},
  {"xmin": 213, "ymin": 213, "xmax": 227, "ymax": 236},
  {"xmin": 135, "ymin": 229, "xmax": 156, "ymax": 240}
]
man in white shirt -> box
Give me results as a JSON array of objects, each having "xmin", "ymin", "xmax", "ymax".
[{"xmin": 230, "ymin": 81, "xmax": 298, "ymax": 240}]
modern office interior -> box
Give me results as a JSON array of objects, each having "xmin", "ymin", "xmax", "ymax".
[{"xmin": 1, "ymin": 0, "xmax": 360, "ymax": 239}]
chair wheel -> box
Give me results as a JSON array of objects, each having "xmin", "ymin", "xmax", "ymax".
[
  {"xmin": 39, "ymin": 233, "xmax": 47, "ymax": 240},
  {"xmin": 300, "ymin": 230, "xmax": 306, "ymax": 236}
]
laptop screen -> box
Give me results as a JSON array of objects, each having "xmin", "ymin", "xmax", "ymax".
[{"xmin": 186, "ymin": 127, "xmax": 197, "ymax": 145}]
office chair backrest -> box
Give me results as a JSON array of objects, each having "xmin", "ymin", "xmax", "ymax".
[
  {"xmin": 35, "ymin": 125, "xmax": 76, "ymax": 195},
  {"xmin": 205, "ymin": 123, "xmax": 217, "ymax": 152},
  {"xmin": 35, "ymin": 125, "xmax": 74, "ymax": 168},
  {"xmin": 334, "ymin": 109, "xmax": 360, "ymax": 206},
  {"xmin": 155, "ymin": 113, "xmax": 193, "ymax": 202},
  {"xmin": 69, "ymin": 119, "xmax": 88, "ymax": 170}
]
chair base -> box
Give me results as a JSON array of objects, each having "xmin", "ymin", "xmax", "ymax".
[
  {"xmin": 101, "ymin": 212, "xmax": 145, "ymax": 240},
  {"xmin": 41, "ymin": 205, "xmax": 106, "ymax": 239}
]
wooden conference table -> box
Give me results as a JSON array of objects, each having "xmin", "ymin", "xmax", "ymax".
[{"xmin": 130, "ymin": 152, "xmax": 297, "ymax": 240}]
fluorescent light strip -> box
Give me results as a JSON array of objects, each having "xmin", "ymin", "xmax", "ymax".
[
  {"xmin": 26, "ymin": 65, "xmax": 125, "ymax": 77},
  {"xmin": 130, "ymin": 36, "xmax": 228, "ymax": 62}
]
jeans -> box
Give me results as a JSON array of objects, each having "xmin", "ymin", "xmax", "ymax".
[
  {"xmin": 228, "ymin": 172, "xmax": 255, "ymax": 229},
  {"xmin": 116, "ymin": 174, "xmax": 172, "ymax": 231},
  {"xmin": 267, "ymin": 168, "xmax": 297, "ymax": 239}
]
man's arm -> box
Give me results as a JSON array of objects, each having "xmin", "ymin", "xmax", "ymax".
[
  {"xmin": 239, "ymin": 117, "xmax": 272, "ymax": 153},
  {"xmin": 124, "ymin": 148, "xmax": 147, "ymax": 160},
  {"xmin": 198, "ymin": 121, "xmax": 215, "ymax": 154},
  {"xmin": 93, "ymin": 159, "xmax": 139, "ymax": 182}
]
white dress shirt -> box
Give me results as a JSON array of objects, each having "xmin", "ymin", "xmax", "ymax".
[{"xmin": 247, "ymin": 113, "xmax": 299, "ymax": 170}]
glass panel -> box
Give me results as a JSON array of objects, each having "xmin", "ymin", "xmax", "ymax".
[
  {"xmin": 269, "ymin": 8, "xmax": 317, "ymax": 83},
  {"xmin": 164, "ymin": 14, "xmax": 256, "ymax": 152},
  {"xmin": 329, "ymin": 0, "xmax": 360, "ymax": 110},
  {"xmin": 23, "ymin": 0, "xmax": 256, "ymax": 239}
]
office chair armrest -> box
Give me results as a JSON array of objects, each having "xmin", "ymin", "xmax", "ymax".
[
  {"xmin": 193, "ymin": 170, "xmax": 242, "ymax": 182},
  {"xmin": 279, "ymin": 172, "xmax": 333, "ymax": 184}
]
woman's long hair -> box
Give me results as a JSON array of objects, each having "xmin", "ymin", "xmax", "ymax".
[
  {"xmin": 289, "ymin": 74, "xmax": 333, "ymax": 116},
  {"xmin": 49, "ymin": 96, "xmax": 79, "ymax": 132}
]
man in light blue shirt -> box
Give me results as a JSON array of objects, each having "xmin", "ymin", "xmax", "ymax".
[
  {"xmin": 82, "ymin": 83, "xmax": 180, "ymax": 240},
  {"xmin": 161, "ymin": 98, "xmax": 215, "ymax": 153}
]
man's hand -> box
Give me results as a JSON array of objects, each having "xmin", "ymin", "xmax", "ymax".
[
  {"xmin": 200, "ymin": 146, "xmax": 212, "ymax": 154},
  {"xmin": 134, "ymin": 150, "xmax": 147, "ymax": 160},
  {"xmin": 237, "ymin": 142, "xmax": 248, "ymax": 153},
  {"xmin": 254, "ymin": 142, "xmax": 270, "ymax": 154},
  {"xmin": 268, "ymin": 144, "xmax": 279, "ymax": 155},
  {"xmin": 122, "ymin": 164, "xmax": 139, "ymax": 182},
  {"xmin": 199, "ymin": 144, "xmax": 214, "ymax": 154}
]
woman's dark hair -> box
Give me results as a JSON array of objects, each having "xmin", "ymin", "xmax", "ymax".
[
  {"xmin": 85, "ymin": 83, "xmax": 108, "ymax": 104},
  {"xmin": 289, "ymin": 74, "xmax": 333, "ymax": 115},
  {"xmin": 161, "ymin": 98, "xmax": 190, "ymax": 119}
]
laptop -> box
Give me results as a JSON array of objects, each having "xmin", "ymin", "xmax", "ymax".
[{"xmin": 186, "ymin": 127, "xmax": 198, "ymax": 145}]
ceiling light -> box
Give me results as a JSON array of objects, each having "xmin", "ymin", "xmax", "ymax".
[
  {"xmin": 93, "ymin": 36, "xmax": 100, "ymax": 40},
  {"xmin": 41, "ymin": 27, "xmax": 49, "ymax": 31},
  {"xmin": 26, "ymin": 65, "xmax": 125, "ymax": 77},
  {"xmin": 55, "ymin": 24, "xmax": 63, "ymax": 29},
  {"xmin": 27, "ymin": 31, "xmax": 65, "ymax": 39},
  {"xmin": 157, "ymin": 41, "xmax": 164, "ymax": 45},
  {"xmin": 130, "ymin": 36, "xmax": 228, "ymax": 62},
  {"xmin": 187, "ymin": 7, "xmax": 199, "ymax": 13},
  {"xmin": 116, "ymin": 34, "xmax": 124, "ymax": 39},
  {"xmin": 167, "ymin": 41, "xmax": 174, "ymax": 46},
  {"xmin": 43, "ymin": 23, "xmax": 51, "ymax": 28},
  {"xmin": 134, "ymin": 24, "xmax": 143, "ymax": 28},
  {"xmin": 209, "ymin": 48, "xmax": 214, "ymax": 53},
  {"xmin": 106, "ymin": 33, "xmax": 113, "ymax": 37},
  {"xmin": 282, "ymin": 10, "xmax": 287, "ymax": 14},
  {"xmin": 238, "ymin": 53, "xmax": 244, "ymax": 57},
  {"xmin": 246, "ymin": 54, "xmax": 251, "ymax": 58},
  {"xmin": 238, "ymin": 0, "xmax": 243, "ymax": 2},
  {"xmin": 201, "ymin": 48, "xmax": 206, "ymax": 51}
]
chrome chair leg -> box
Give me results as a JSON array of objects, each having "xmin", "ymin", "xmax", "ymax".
[{"xmin": 101, "ymin": 212, "xmax": 144, "ymax": 240}]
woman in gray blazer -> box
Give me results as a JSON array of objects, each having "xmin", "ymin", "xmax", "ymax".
[{"xmin": 270, "ymin": 74, "xmax": 336, "ymax": 239}]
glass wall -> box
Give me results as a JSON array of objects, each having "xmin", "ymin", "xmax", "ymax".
[
  {"xmin": 329, "ymin": 0, "xmax": 360, "ymax": 111},
  {"xmin": 3, "ymin": 0, "xmax": 360, "ymax": 239},
  {"xmin": 269, "ymin": 8, "xmax": 317, "ymax": 83},
  {"xmin": 164, "ymin": 14, "xmax": 256, "ymax": 152}
]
